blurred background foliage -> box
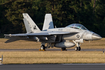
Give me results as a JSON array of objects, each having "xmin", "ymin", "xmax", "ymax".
[{"xmin": 0, "ymin": 0, "xmax": 105, "ymax": 37}]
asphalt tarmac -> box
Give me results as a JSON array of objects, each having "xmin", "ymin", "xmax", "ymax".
[
  {"xmin": 0, "ymin": 48, "xmax": 103, "ymax": 51},
  {"xmin": 0, "ymin": 64, "xmax": 105, "ymax": 70}
]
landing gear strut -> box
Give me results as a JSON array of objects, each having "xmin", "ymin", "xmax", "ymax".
[
  {"xmin": 73, "ymin": 40, "xmax": 81, "ymax": 51},
  {"xmin": 61, "ymin": 48, "xmax": 67, "ymax": 51}
]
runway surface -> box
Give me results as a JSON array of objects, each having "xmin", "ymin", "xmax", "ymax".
[
  {"xmin": 0, "ymin": 48, "xmax": 104, "ymax": 51},
  {"xmin": 0, "ymin": 64, "xmax": 105, "ymax": 70}
]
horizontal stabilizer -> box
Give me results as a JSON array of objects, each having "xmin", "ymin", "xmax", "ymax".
[
  {"xmin": 5, "ymin": 38, "xmax": 18, "ymax": 43},
  {"xmin": 5, "ymin": 36, "xmax": 28, "ymax": 43}
]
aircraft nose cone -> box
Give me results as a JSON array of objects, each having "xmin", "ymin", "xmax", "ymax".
[{"xmin": 92, "ymin": 33, "xmax": 102, "ymax": 40}]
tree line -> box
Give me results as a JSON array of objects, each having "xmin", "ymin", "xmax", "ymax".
[{"xmin": 0, "ymin": 0, "xmax": 105, "ymax": 37}]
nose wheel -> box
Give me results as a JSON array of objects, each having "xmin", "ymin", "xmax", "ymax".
[
  {"xmin": 73, "ymin": 40, "xmax": 82, "ymax": 51},
  {"xmin": 75, "ymin": 47, "xmax": 81, "ymax": 51}
]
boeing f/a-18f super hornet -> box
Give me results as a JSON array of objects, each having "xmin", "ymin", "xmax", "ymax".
[{"xmin": 4, "ymin": 13, "xmax": 102, "ymax": 51}]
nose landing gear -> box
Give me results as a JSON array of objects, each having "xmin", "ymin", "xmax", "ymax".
[
  {"xmin": 75, "ymin": 47, "xmax": 81, "ymax": 51},
  {"xmin": 73, "ymin": 40, "xmax": 82, "ymax": 51}
]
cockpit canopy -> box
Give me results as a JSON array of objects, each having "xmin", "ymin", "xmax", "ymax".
[{"xmin": 66, "ymin": 23, "xmax": 88, "ymax": 30}]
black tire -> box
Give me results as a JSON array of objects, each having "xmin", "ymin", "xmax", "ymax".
[
  {"xmin": 75, "ymin": 47, "xmax": 81, "ymax": 51},
  {"xmin": 61, "ymin": 48, "xmax": 67, "ymax": 51},
  {"xmin": 41, "ymin": 45, "xmax": 45, "ymax": 50},
  {"xmin": 78, "ymin": 47, "xmax": 81, "ymax": 51}
]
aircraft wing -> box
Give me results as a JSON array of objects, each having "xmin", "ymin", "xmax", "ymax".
[
  {"xmin": 4, "ymin": 31, "xmax": 78, "ymax": 37},
  {"xmin": 27, "ymin": 31, "xmax": 78, "ymax": 36},
  {"xmin": 4, "ymin": 34, "xmax": 27, "ymax": 37}
]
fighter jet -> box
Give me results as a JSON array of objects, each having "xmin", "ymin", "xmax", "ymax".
[{"xmin": 4, "ymin": 13, "xmax": 102, "ymax": 51}]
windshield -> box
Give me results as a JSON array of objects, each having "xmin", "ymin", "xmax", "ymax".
[{"xmin": 66, "ymin": 23, "xmax": 88, "ymax": 30}]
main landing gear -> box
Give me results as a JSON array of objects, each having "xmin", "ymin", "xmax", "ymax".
[
  {"xmin": 75, "ymin": 47, "xmax": 81, "ymax": 51},
  {"xmin": 39, "ymin": 43, "xmax": 46, "ymax": 51},
  {"xmin": 39, "ymin": 43, "xmax": 54, "ymax": 51},
  {"xmin": 61, "ymin": 48, "xmax": 67, "ymax": 51}
]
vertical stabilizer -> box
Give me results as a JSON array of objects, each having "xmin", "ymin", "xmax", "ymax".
[
  {"xmin": 23, "ymin": 13, "xmax": 40, "ymax": 33},
  {"xmin": 42, "ymin": 14, "xmax": 54, "ymax": 30}
]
